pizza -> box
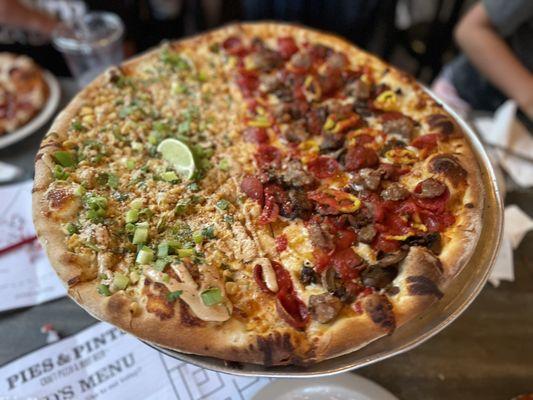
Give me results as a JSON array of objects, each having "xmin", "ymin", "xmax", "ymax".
[
  {"xmin": 0, "ymin": 53, "xmax": 49, "ymax": 135},
  {"xmin": 33, "ymin": 23, "xmax": 483, "ymax": 366}
]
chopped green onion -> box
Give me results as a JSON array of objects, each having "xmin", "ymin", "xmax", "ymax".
[
  {"xmin": 201, "ymin": 288, "xmax": 223, "ymax": 306},
  {"xmin": 139, "ymin": 208, "xmax": 153, "ymax": 218},
  {"xmin": 97, "ymin": 284, "xmax": 111, "ymax": 296},
  {"xmin": 218, "ymin": 159, "xmax": 229, "ymax": 171},
  {"xmin": 187, "ymin": 182, "xmax": 199, "ymax": 192},
  {"xmin": 175, "ymin": 198, "xmax": 191, "ymax": 215},
  {"xmin": 125, "ymin": 209, "xmax": 139, "ymax": 224},
  {"xmin": 125, "ymin": 223, "xmax": 136, "ymax": 233},
  {"xmin": 167, "ymin": 290, "xmax": 183, "ymax": 302},
  {"xmin": 74, "ymin": 185, "xmax": 86, "ymax": 197},
  {"xmin": 162, "ymin": 273, "xmax": 170, "ymax": 283},
  {"xmin": 223, "ymin": 215, "xmax": 234, "ymax": 224},
  {"xmin": 71, "ymin": 120, "xmax": 86, "ymax": 132},
  {"xmin": 113, "ymin": 273, "xmax": 129, "ymax": 290},
  {"xmin": 86, "ymin": 196, "xmax": 108, "ymax": 210},
  {"xmin": 161, "ymin": 171, "xmax": 179, "ymax": 182},
  {"xmin": 197, "ymin": 70, "xmax": 208, "ymax": 82},
  {"xmin": 132, "ymin": 224, "xmax": 149, "ymax": 244},
  {"xmin": 153, "ymin": 121, "xmax": 168, "ymax": 133},
  {"xmin": 157, "ymin": 243, "xmax": 169, "ymax": 258},
  {"xmin": 154, "ymin": 257, "xmax": 169, "ymax": 271},
  {"xmin": 53, "ymin": 151, "xmax": 77, "ymax": 167},
  {"xmin": 171, "ymin": 81, "xmax": 188, "ymax": 95},
  {"xmin": 126, "ymin": 159, "xmax": 135, "ymax": 170},
  {"xmin": 136, "ymin": 246, "xmax": 154, "ymax": 264},
  {"xmin": 178, "ymin": 120, "xmax": 190, "ymax": 135},
  {"xmin": 192, "ymin": 230, "xmax": 204, "ymax": 244},
  {"xmin": 201, "ymin": 225, "xmax": 216, "ymax": 239},
  {"xmin": 53, "ymin": 165, "xmax": 69, "ymax": 180},
  {"xmin": 131, "ymin": 141, "xmax": 143, "ymax": 151},
  {"xmin": 130, "ymin": 198, "xmax": 143, "ymax": 210},
  {"xmin": 216, "ymin": 199, "xmax": 230, "ymax": 211},
  {"xmin": 177, "ymin": 248, "xmax": 195, "ymax": 258},
  {"xmin": 65, "ymin": 222, "xmax": 79, "ymax": 235},
  {"xmin": 107, "ymin": 173, "xmax": 119, "ymax": 188}
]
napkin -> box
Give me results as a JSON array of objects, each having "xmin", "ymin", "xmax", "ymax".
[
  {"xmin": 0, "ymin": 180, "xmax": 66, "ymax": 311},
  {"xmin": 0, "ymin": 322, "xmax": 271, "ymax": 399},
  {"xmin": 0, "ymin": 161, "xmax": 22, "ymax": 182},
  {"xmin": 488, "ymin": 205, "xmax": 533, "ymax": 287},
  {"xmin": 473, "ymin": 100, "xmax": 533, "ymax": 187}
]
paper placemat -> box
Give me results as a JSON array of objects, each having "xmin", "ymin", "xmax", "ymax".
[
  {"xmin": 0, "ymin": 180, "xmax": 65, "ymax": 311},
  {"xmin": 0, "ymin": 322, "xmax": 270, "ymax": 399}
]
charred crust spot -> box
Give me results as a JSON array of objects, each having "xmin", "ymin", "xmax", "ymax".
[
  {"xmin": 46, "ymin": 188, "xmax": 72, "ymax": 209},
  {"xmin": 407, "ymin": 275, "xmax": 443, "ymax": 299},
  {"xmin": 256, "ymin": 332, "xmax": 295, "ymax": 366},
  {"xmin": 429, "ymin": 154, "xmax": 467, "ymax": 186},
  {"xmin": 363, "ymin": 294, "xmax": 396, "ymax": 334},
  {"xmin": 465, "ymin": 203, "xmax": 474, "ymax": 209},
  {"xmin": 179, "ymin": 300, "xmax": 205, "ymax": 327},
  {"xmin": 67, "ymin": 276, "xmax": 81, "ymax": 287},
  {"xmin": 142, "ymin": 280, "xmax": 175, "ymax": 320},
  {"xmin": 426, "ymin": 114, "xmax": 457, "ymax": 137},
  {"xmin": 107, "ymin": 294, "xmax": 129, "ymax": 314}
]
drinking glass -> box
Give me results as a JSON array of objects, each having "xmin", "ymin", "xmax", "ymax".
[{"xmin": 53, "ymin": 12, "xmax": 124, "ymax": 87}]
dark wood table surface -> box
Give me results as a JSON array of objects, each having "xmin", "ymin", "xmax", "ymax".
[{"xmin": 0, "ymin": 80, "xmax": 531, "ymax": 400}]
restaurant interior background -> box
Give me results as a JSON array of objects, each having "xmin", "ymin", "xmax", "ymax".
[{"xmin": 0, "ymin": 0, "xmax": 532, "ymax": 399}]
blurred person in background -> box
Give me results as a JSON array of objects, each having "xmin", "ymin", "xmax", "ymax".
[{"xmin": 432, "ymin": 0, "xmax": 533, "ymax": 118}]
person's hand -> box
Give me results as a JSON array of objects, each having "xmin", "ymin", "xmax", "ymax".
[
  {"xmin": 0, "ymin": 0, "xmax": 59, "ymax": 37},
  {"xmin": 516, "ymin": 79, "xmax": 533, "ymax": 119}
]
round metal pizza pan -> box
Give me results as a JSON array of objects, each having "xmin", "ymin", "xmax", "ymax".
[{"xmin": 144, "ymin": 95, "xmax": 504, "ymax": 378}]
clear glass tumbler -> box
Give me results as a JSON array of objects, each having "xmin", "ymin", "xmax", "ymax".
[{"xmin": 52, "ymin": 12, "xmax": 124, "ymax": 87}]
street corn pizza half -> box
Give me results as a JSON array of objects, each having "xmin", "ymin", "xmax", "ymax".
[{"xmin": 33, "ymin": 23, "xmax": 483, "ymax": 366}]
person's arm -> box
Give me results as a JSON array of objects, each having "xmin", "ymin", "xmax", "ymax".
[
  {"xmin": 454, "ymin": 2, "xmax": 533, "ymax": 116},
  {"xmin": 0, "ymin": 0, "xmax": 58, "ymax": 37}
]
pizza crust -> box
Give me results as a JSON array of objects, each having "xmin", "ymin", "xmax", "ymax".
[{"xmin": 33, "ymin": 22, "xmax": 484, "ymax": 366}]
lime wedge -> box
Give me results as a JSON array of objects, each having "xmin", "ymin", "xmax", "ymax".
[{"xmin": 157, "ymin": 138, "xmax": 195, "ymax": 180}]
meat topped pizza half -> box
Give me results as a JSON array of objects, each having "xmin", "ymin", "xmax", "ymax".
[{"xmin": 33, "ymin": 23, "xmax": 483, "ymax": 366}]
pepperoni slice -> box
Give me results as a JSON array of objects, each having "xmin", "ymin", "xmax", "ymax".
[
  {"xmin": 411, "ymin": 133, "xmax": 441, "ymax": 151},
  {"xmin": 330, "ymin": 247, "xmax": 362, "ymax": 281},
  {"xmin": 374, "ymin": 234, "xmax": 402, "ymax": 253},
  {"xmin": 241, "ymin": 175, "xmax": 264, "ymax": 203},
  {"xmin": 222, "ymin": 36, "xmax": 247, "ymax": 56},
  {"xmin": 414, "ymin": 187, "xmax": 450, "ymax": 213},
  {"xmin": 275, "ymin": 234, "xmax": 288, "ymax": 252},
  {"xmin": 243, "ymin": 127, "xmax": 269, "ymax": 144},
  {"xmin": 259, "ymin": 190, "xmax": 280, "ymax": 224},
  {"xmin": 255, "ymin": 145, "xmax": 282, "ymax": 168},
  {"xmin": 344, "ymin": 145, "xmax": 379, "ymax": 171},
  {"xmin": 235, "ymin": 70, "xmax": 259, "ymax": 95},
  {"xmin": 277, "ymin": 37, "xmax": 298, "ymax": 59},
  {"xmin": 335, "ymin": 229, "xmax": 357, "ymax": 250},
  {"xmin": 307, "ymin": 156, "xmax": 340, "ymax": 179}
]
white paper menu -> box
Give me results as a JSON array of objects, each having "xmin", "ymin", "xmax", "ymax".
[
  {"xmin": 0, "ymin": 180, "xmax": 66, "ymax": 311},
  {"xmin": 0, "ymin": 322, "xmax": 271, "ymax": 399}
]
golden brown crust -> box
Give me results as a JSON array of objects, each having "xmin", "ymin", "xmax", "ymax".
[{"xmin": 33, "ymin": 22, "xmax": 484, "ymax": 366}]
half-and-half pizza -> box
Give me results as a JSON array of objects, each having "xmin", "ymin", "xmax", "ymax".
[
  {"xmin": 0, "ymin": 53, "xmax": 49, "ymax": 135},
  {"xmin": 33, "ymin": 23, "xmax": 483, "ymax": 366}
]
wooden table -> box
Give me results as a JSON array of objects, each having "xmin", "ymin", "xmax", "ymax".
[{"xmin": 0, "ymin": 80, "xmax": 531, "ymax": 400}]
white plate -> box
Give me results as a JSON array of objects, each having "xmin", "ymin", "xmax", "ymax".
[
  {"xmin": 0, "ymin": 71, "xmax": 60, "ymax": 149},
  {"xmin": 252, "ymin": 374, "xmax": 398, "ymax": 400}
]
